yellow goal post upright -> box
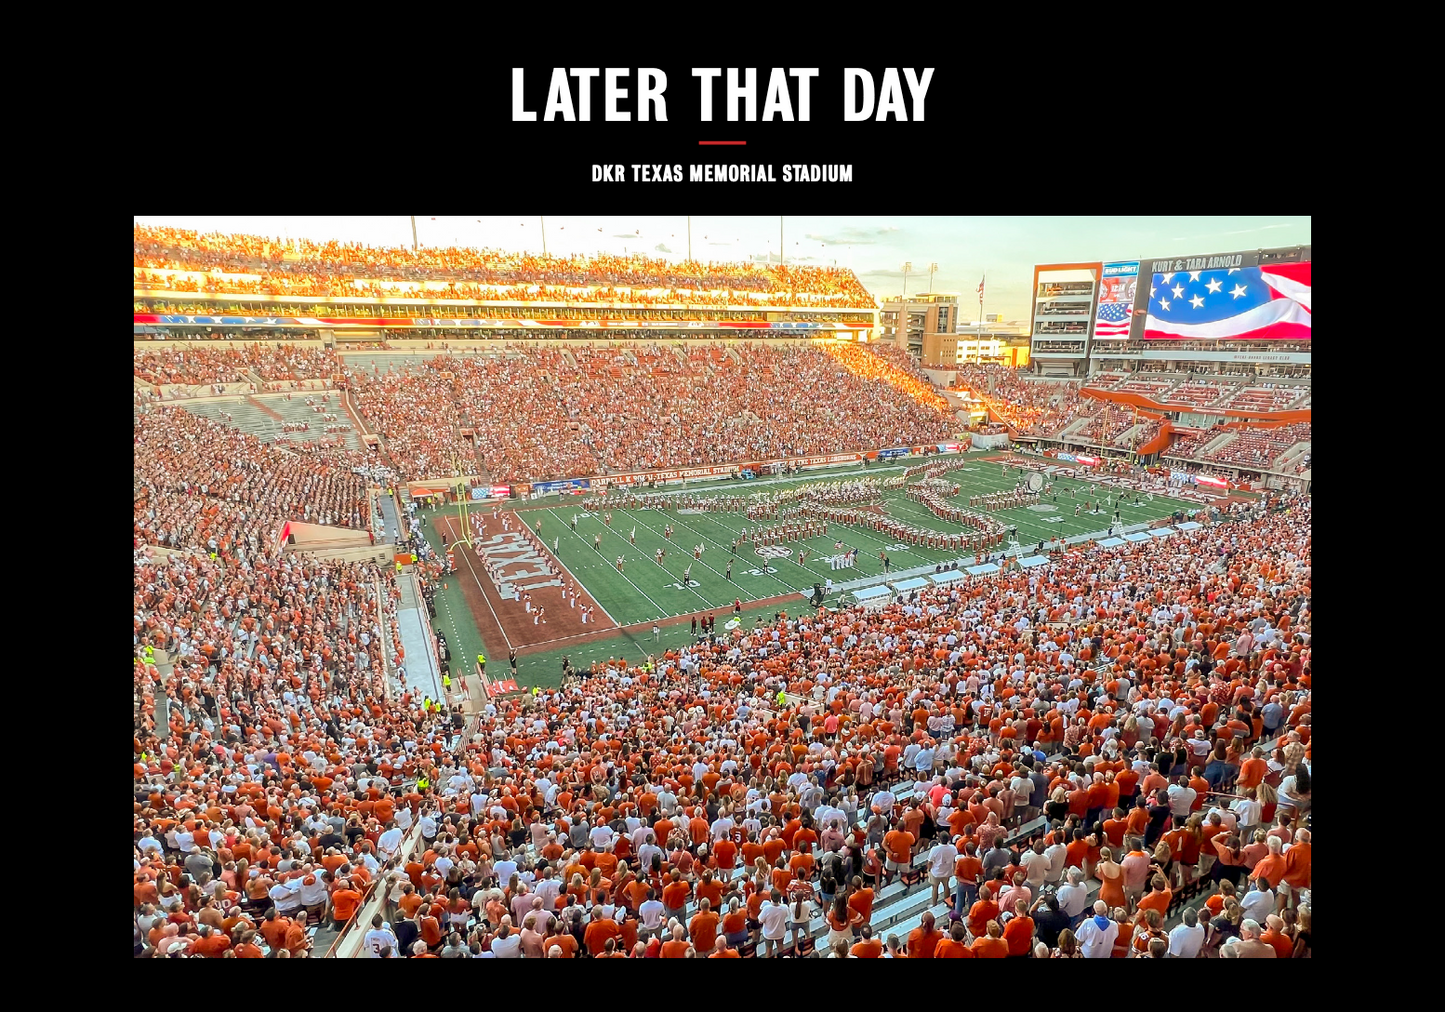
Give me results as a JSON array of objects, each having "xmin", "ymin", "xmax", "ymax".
[{"xmin": 449, "ymin": 454, "xmax": 476, "ymax": 551}]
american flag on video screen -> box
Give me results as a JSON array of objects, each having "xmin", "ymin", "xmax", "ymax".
[
  {"xmin": 1144, "ymin": 263, "xmax": 1311, "ymax": 341},
  {"xmin": 1093, "ymin": 300, "xmax": 1132, "ymax": 338}
]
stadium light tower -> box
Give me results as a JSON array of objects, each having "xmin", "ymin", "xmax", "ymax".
[
  {"xmin": 899, "ymin": 262, "xmax": 913, "ymax": 351},
  {"xmin": 928, "ymin": 262, "xmax": 939, "ymax": 292}
]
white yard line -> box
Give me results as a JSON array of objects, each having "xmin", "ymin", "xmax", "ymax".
[
  {"xmin": 523, "ymin": 511, "xmax": 620, "ymax": 628},
  {"xmin": 615, "ymin": 505, "xmax": 786, "ymax": 601},
  {"xmin": 545, "ymin": 507, "xmax": 673, "ymax": 618}
]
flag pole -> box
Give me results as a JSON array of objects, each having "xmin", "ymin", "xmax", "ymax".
[{"xmin": 977, "ymin": 271, "xmax": 985, "ymax": 363}]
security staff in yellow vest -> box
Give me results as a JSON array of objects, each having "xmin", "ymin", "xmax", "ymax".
[
  {"xmin": 476, "ymin": 653, "xmax": 486, "ymax": 672},
  {"xmin": 416, "ymin": 776, "xmax": 429, "ymax": 792},
  {"xmin": 442, "ymin": 673, "xmax": 452, "ymax": 693},
  {"xmin": 423, "ymin": 696, "xmax": 433, "ymax": 713},
  {"xmin": 143, "ymin": 645, "xmax": 155, "ymax": 665}
]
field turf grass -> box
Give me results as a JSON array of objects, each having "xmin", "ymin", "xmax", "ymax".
[{"xmin": 413, "ymin": 451, "xmax": 1195, "ymax": 686}]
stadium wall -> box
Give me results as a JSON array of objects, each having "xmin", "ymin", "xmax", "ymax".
[
  {"xmin": 1135, "ymin": 422, "xmax": 1174, "ymax": 457},
  {"xmin": 1220, "ymin": 415, "xmax": 1312, "ymax": 430},
  {"xmin": 281, "ymin": 521, "xmax": 372, "ymax": 554},
  {"xmin": 519, "ymin": 444, "xmax": 968, "ymax": 499},
  {"xmin": 1080, "ymin": 386, "xmax": 1311, "ymax": 422}
]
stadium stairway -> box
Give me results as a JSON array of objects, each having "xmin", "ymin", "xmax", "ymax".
[
  {"xmin": 244, "ymin": 395, "xmax": 286, "ymax": 422},
  {"xmin": 1112, "ymin": 422, "xmax": 1148, "ymax": 447},
  {"xmin": 175, "ymin": 394, "xmax": 363, "ymax": 450},
  {"xmin": 1202, "ymin": 431, "xmax": 1237, "ymax": 455},
  {"xmin": 1275, "ymin": 442, "xmax": 1311, "ymax": 470},
  {"xmin": 377, "ymin": 492, "xmax": 402, "ymax": 545}
]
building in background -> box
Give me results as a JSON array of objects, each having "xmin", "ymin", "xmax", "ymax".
[
  {"xmin": 881, "ymin": 293, "xmax": 959, "ymax": 361},
  {"xmin": 1029, "ymin": 262, "xmax": 1100, "ymax": 377},
  {"xmin": 942, "ymin": 318, "xmax": 1031, "ymax": 367},
  {"xmin": 996, "ymin": 341, "xmax": 1030, "ymax": 368}
]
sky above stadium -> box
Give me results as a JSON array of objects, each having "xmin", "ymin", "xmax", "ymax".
[{"xmin": 135, "ymin": 216, "xmax": 1311, "ymax": 323}]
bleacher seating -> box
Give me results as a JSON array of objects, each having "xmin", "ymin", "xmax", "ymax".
[
  {"xmin": 1112, "ymin": 378, "xmax": 1178, "ymax": 399},
  {"xmin": 1208, "ymin": 423, "xmax": 1312, "ymax": 470},
  {"xmin": 1217, "ymin": 386, "xmax": 1307, "ymax": 414},
  {"xmin": 954, "ymin": 366, "xmax": 1084, "ymax": 437},
  {"xmin": 348, "ymin": 344, "xmax": 955, "ymax": 483},
  {"xmin": 1164, "ymin": 381, "xmax": 1227, "ymax": 408},
  {"xmin": 134, "ymin": 225, "xmax": 876, "ymax": 308}
]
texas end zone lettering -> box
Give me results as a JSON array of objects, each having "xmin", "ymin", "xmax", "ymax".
[{"xmin": 477, "ymin": 532, "xmax": 562, "ymax": 593}]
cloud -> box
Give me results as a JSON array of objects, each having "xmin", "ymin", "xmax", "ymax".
[
  {"xmin": 611, "ymin": 233, "xmax": 637, "ymax": 239},
  {"xmin": 1170, "ymin": 222, "xmax": 1297, "ymax": 243},
  {"xmin": 654, "ymin": 243, "xmax": 673, "ymax": 254},
  {"xmin": 1224, "ymin": 222, "xmax": 1294, "ymax": 235},
  {"xmin": 859, "ymin": 268, "xmax": 908, "ymax": 278},
  {"xmin": 804, "ymin": 226, "xmax": 900, "ymax": 246},
  {"xmin": 707, "ymin": 241, "xmax": 732, "ymax": 246}
]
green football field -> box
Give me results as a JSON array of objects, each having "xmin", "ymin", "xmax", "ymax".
[{"xmin": 518, "ymin": 451, "xmax": 1201, "ymax": 629}]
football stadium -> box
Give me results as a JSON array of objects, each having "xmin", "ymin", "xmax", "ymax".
[{"xmin": 134, "ymin": 218, "xmax": 1311, "ymax": 959}]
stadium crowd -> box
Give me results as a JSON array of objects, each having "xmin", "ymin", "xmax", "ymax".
[
  {"xmin": 346, "ymin": 365, "xmax": 477, "ymax": 481},
  {"xmin": 954, "ymin": 366, "xmax": 1085, "ymax": 437},
  {"xmin": 130, "ymin": 228, "xmax": 1312, "ymax": 960},
  {"xmin": 134, "ymin": 345, "xmax": 343, "ymax": 386},
  {"xmin": 828, "ymin": 343, "xmax": 952, "ymax": 415},
  {"xmin": 135, "ymin": 487, "xmax": 1312, "ymax": 958},
  {"xmin": 348, "ymin": 345, "xmax": 956, "ymax": 484},
  {"xmin": 134, "ymin": 407, "xmax": 375, "ymax": 554},
  {"xmin": 137, "ymin": 300, "xmax": 872, "ymax": 324},
  {"xmin": 134, "ymin": 225, "xmax": 875, "ymax": 307},
  {"xmin": 1166, "ymin": 424, "xmax": 1312, "ymax": 473}
]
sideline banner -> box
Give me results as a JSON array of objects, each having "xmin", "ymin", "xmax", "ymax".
[
  {"xmin": 599, "ymin": 451, "xmax": 864, "ymax": 488},
  {"xmin": 532, "ymin": 478, "xmax": 591, "ymax": 494}
]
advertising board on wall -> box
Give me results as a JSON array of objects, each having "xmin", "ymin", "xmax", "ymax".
[
  {"xmin": 1092, "ymin": 262, "xmax": 1138, "ymax": 340},
  {"xmin": 532, "ymin": 478, "xmax": 591, "ymax": 494}
]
